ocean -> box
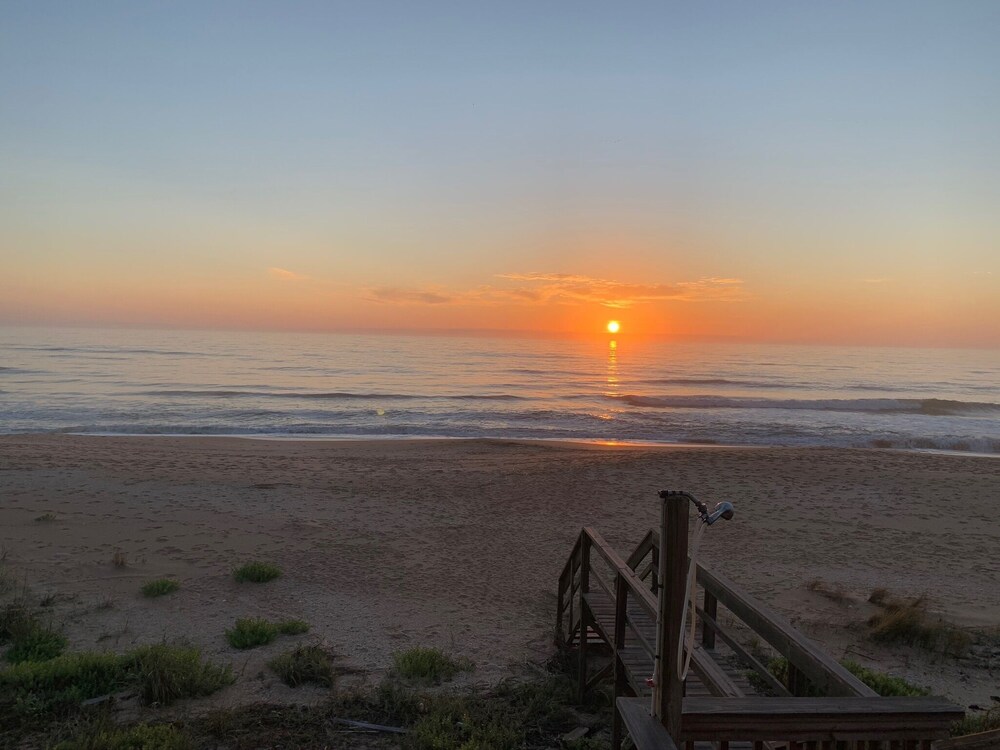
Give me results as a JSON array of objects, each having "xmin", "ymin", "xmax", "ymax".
[{"xmin": 1, "ymin": 326, "xmax": 998, "ymax": 454}]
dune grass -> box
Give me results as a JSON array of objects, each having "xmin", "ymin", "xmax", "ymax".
[
  {"xmin": 392, "ymin": 646, "xmax": 473, "ymax": 685},
  {"xmin": 761, "ymin": 656, "xmax": 928, "ymax": 697},
  {"xmin": 268, "ymin": 645, "xmax": 335, "ymax": 687},
  {"xmin": 140, "ymin": 578, "xmax": 180, "ymax": 598},
  {"xmin": 1, "ymin": 601, "xmax": 67, "ymax": 663},
  {"xmin": 34, "ymin": 512, "xmax": 57, "ymax": 523},
  {"xmin": 126, "ymin": 644, "xmax": 233, "ymax": 705},
  {"xmin": 232, "ymin": 562, "xmax": 281, "ymax": 583},
  {"xmin": 867, "ymin": 592, "xmax": 970, "ymax": 655},
  {"xmin": 225, "ymin": 618, "xmax": 310, "ymax": 649},
  {"xmin": 0, "ymin": 644, "xmax": 232, "ymax": 727},
  {"xmin": 951, "ymin": 705, "xmax": 1000, "ymax": 737},
  {"xmin": 53, "ymin": 721, "xmax": 192, "ymax": 750}
]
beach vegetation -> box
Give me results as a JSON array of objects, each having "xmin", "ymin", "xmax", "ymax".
[
  {"xmin": 951, "ymin": 705, "xmax": 1000, "ymax": 736},
  {"xmin": 759, "ymin": 657, "xmax": 928, "ymax": 697},
  {"xmin": 268, "ymin": 645, "xmax": 335, "ymax": 687},
  {"xmin": 391, "ymin": 646, "xmax": 473, "ymax": 684},
  {"xmin": 111, "ymin": 551, "xmax": 127, "ymax": 568},
  {"xmin": 276, "ymin": 618, "xmax": 309, "ymax": 635},
  {"xmin": 1, "ymin": 601, "xmax": 68, "ymax": 663},
  {"xmin": 232, "ymin": 562, "xmax": 281, "ymax": 583},
  {"xmin": 225, "ymin": 618, "xmax": 277, "ymax": 649},
  {"xmin": 225, "ymin": 618, "xmax": 308, "ymax": 649},
  {"xmin": 140, "ymin": 578, "xmax": 180, "ymax": 598},
  {"xmin": 54, "ymin": 720, "xmax": 193, "ymax": 750},
  {"xmin": 5, "ymin": 620, "xmax": 68, "ymax": 664},
  {"xmin": 35, "ymin": 512, "xmax": 57, "ymax": 523},
  {"xmin": 0, "ymin": 645, "xmax": 231, "ymax": 727},
  {"xmin": 867, "ymin": 594, "xmax": 970, "ymax": 655},
  {"xmin": 126, "ymin": 644, "xmax": 233, "ymax": 705}
]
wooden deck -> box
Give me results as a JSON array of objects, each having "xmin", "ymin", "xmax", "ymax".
[{"xmin": 555, "ymin": 492, "xmax": 966, "ymax": 750}]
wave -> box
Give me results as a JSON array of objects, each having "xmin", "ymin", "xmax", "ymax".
[
  {"xmin": 615, "ymin": 395, "xmax": 1000, "ymax": 417},
  {"xmin": 139, "ymin": 389, "xmax": 528, "ymax": 401},
  {"xmin": 10, "ymin": 345, "xmax": 217, "ymax": 357},
  {"xmin": 640, "ymin": 377, "xmax": 790, "ymax": 388}
]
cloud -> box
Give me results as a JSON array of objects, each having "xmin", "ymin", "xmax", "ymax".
[
  {"xmin": 860, "ymin": 277, "xmax": 889, "ymax": 284},
  {"xmin": 496, "ymin": 273, "xmax": 745, "ymax": 307},
  {"xmin": 365, "ymin": 273, "xmax": 745, "ymax": 307},
  {"xmin": 364, "ymin": 287, "xmax": 455, "ymax": 304},
  {"xmin": 268, "ymin": 267, "xmax": 307, "ymax": 281}
]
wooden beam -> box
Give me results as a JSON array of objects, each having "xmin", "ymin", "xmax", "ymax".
[
  {"xmin": 658, "ymin": 495, "xmax": 689, "ymax": 740},
  {"xmin": 618, "ymin": 697, "xmax": 680, "ymax": 750},
  {"xmin": 695, "ymin": 565, "xmax": 876, "ymax": 698},
  {"xmin": 681, "ymin": 696, "xmax": 964, "ymax": 742},
  {"xmin": 696, "ymin": 605, "xmax": 791, "ymax": 697}
]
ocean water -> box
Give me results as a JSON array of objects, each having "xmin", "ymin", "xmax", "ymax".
[{"xmin": 1, "ymin": 326, "xmax": 999, "ymax": 453}]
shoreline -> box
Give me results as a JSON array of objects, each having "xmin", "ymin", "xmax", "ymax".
[{"xmin": 5, "ymin": 430, "xmax": 1000, "ymax": 458}]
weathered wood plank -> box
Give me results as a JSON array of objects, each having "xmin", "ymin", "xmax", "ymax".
[
  {"xmin": 682, "ymin": 697, "xmax": 964, "ymax": 741},
  {"xmin": 696, "ymin": 605, "xmax": 790, "ymax": 697},
  {"xmin": 695, "ymin": 565, "xmax": 876, "ymax": 698},
  {"xmin": 618, "ymin": 697, "xmax": 679, "ymax": 750},
  {"xmin": 932, "ymin": 729, "xmax": 1000, "ymax": 750}
]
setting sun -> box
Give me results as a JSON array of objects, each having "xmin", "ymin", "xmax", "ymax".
[{"xmin": 606, "ymin": 320, "xmax": 620, "ymax": 334}]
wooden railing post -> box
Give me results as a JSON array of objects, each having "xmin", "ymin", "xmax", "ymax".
[
  {"xmin": 657, "ymin": 494, "xmax": 689, "ymax": 743},
  {"xmin": 611, "ymin": 571, "xmax": 628, "ymax": 750},
  {"xmin": 702, "ymin": 590, "xmax": 718, "ymax": 650},
  {"xmin": 578, "ymin": 533, "xmax": 592, "ymax": 700}
]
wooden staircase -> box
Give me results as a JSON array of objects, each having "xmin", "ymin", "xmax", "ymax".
[{"xmin": 555, "ymin": 495, "xmax": 965, "ymax": 750}]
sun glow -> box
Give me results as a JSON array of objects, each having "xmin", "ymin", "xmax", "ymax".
[{"xmin": 606, "ymin": 320, "xmax": 620, "ymax": 334}]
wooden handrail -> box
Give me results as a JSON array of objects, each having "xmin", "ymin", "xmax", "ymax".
[
  {"xmin": 696, "ymin": 564, "xmax": 876, "ymax": 698},
  {"xmin": 641, "ymin": 529, "xmax": 875, "ymax": 698},
  {"xmin": 583, "ymin": 527, "xmax": 658, "ymax": 618},
  {"xmin": 680, "ymin": 696, "xmax": 963, "ymax": 741}
]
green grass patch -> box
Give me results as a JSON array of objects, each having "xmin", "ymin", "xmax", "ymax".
[
  {"xmin": 951, "ymin": 705, "xmax": 1000, "ymax": 737},
  {"xmin": 1, "ymin": 601, "xmax": 67, "ymax": 664},
  {"xmin": 5, "ymin": 621, "xmax": 68, "ymax": 664},
  {"xmin": 126, "ymin": 644, "xmax": 233, "ymax": 706},
  {"xmin": 140, "ymin": 578, "xmax": 180, "ymax": 598},
  {"xmin": 0, "ymin": 652, "xmax": 127, "ymax": 722},
  {"xmin": 0, "ymin": 645, "xmax": 232, "ymax": 728},
  {"xmin": 54, "ymin": 721, "xmax": 192, "ymax": 750},
  {"xmin": 232, "ymin": 562, "xmax": 281, "ymax": 583},
  {"xmin": 196, "ymin": 657, "xmax": 589, "ymax": 750},
  {"xmin": 225, "ymin": 618, "xmax": 309, "ymax": 649},
  {"xmin": 275, "ymin": 619, "xmax": 309, "ymax": 636},
  {"xmin": 840, "ymin": 659, "xmax": 929, "ymax": 697},
  {"xmin": 762, "ymin": 656, "xmax": 929, "ymax": 697},
  {"xmin": 268, "ymin": 645, "xmax": 334, "ymax": 687},
  {"xmin": 226, "ymin": 618, "xmax": 277, "ymax": 649},
  {"xmin": 392, "ymin": 646, "xmax": 473, "ymax": 685}
]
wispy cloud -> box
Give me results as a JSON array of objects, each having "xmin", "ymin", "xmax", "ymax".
[
  {"xmin": 365, "ymin": 287, "xmax": 455, "ymax": 304},
  {"xmin": 365, "ymin": 273, "xmax": 745, "ymax": 308},
  {"xmin": 860, "ymin": 277, "xmax": 889, "ymax": 284},
  {"xmin": 268, "ymin": 267, "xmax": 308, "ymax": 281}
]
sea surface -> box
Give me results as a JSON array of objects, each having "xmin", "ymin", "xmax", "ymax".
[{"xmin": 1, "ymin": 326, "xmax": 999, "ymax": 453}]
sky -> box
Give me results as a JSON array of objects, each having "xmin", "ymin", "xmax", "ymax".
[{"xmin": 1, "ymin": 1, "xmax": 998, "ymax": 346}]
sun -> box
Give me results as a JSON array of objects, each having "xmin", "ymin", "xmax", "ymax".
[{"xmin": 606, "ymin": 320, "xmax": 621, "ymax": 334}]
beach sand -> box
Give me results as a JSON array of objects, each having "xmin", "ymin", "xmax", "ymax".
[{"xmin": 1, "ymin": 435, "xmax": 997, "ymax": 711}]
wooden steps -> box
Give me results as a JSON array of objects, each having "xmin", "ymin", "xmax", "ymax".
[{"xmin": 583, "ymin": 590, "xmax": 752, "ymax": 701}]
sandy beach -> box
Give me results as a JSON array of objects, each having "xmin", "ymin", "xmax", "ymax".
[{"xmin": 1, "ymin": 435, "xmax": 998, "ymax": 712}]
